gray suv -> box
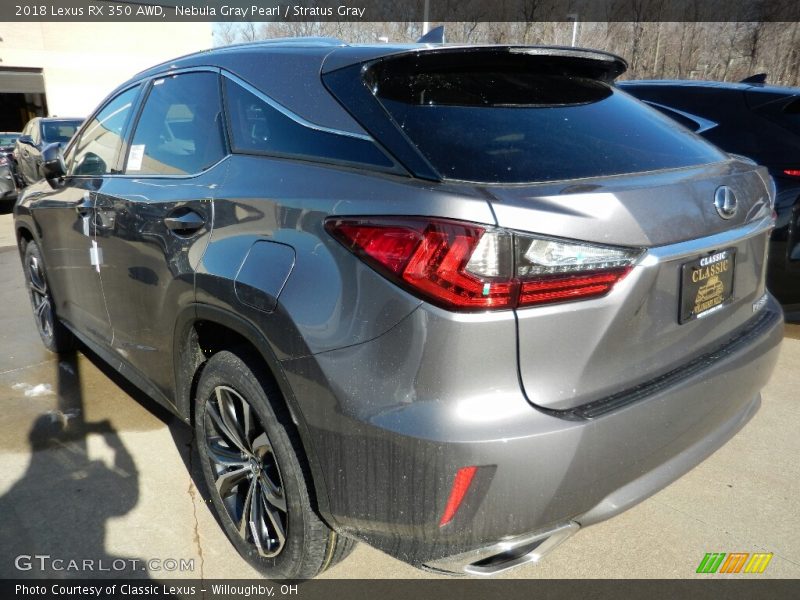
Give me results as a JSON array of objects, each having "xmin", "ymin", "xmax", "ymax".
[{"xmin": 13, "ymin": 40, "xmax": 783, "ymax": 578}]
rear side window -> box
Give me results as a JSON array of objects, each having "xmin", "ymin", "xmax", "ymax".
[
  {"xmin": 68, "ymin": 87, "xmax": 138, "ymax": 176},
  {"xmin": 127, "ymin": 72, "xmax": 226, "ymax": 176},
  {"xmin": 369, "ymin": 55, "xmax": 727, "ymax": 183},
  {"xmin": 223, "ymin": 78, "xmax": 393, "ymax": 169}
]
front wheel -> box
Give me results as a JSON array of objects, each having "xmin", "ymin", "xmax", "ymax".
[
  {"xmin": 194, "ymin": 350, "xmax": 354, "ymax": 579},
  {"xmin": 22, "ymin": 240, "xmax": 74, "ymax": 353}
]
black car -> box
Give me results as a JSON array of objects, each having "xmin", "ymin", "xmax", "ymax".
[
  {"xmin": 13, "ymin": 117, "xmax": 82, "ymax": 187},
  {"xmin": 619, "ymin": 78, "xmax": 800, "ymax": 314},
  {"xmin": 0, "ymin": 132, "xmax": 21, "ymax": 205}
]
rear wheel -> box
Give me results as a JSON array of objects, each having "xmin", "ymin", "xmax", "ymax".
[
  {"xmin": 22, "ymin": 240, "xmax": 74, "ymax": 353},
  {"xmin": 194, "ymin": 350, "xmax": 354, "ymax": 578}
]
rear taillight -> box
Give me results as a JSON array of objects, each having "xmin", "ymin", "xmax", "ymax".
[
  {"xmin": 325, "ymin": 217, "xmax": 642, "ymax": 312},
  {"xmin": 784, "ymin": 169, "xmax": 800, "ymax": 177}
]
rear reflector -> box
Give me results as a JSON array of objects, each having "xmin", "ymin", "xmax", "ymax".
[
  {"xmin": 440, "ymin": 466, "xmax": 478, "ymax": 527},
  {"xmin": 326, "ymin": 217, "xmax": 642, "ymax": 312}
]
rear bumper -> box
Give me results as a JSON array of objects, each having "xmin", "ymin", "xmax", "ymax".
[{"xmin": 281, "ymin": 298, "xmax": 783, "ymax": 573}]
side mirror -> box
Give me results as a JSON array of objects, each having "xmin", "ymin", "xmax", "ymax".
[
  {"xmin": 17, "ymin": 135, "xmax": 34, "ymax": 146},
  {"xmin": 41, "ymin": 142, "xmax": 66, "ymax": 189}
]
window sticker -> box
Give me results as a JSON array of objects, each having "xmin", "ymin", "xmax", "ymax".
[{"xmin": 128, "ymin": 144, "xmax": 145, "ymax": 171}]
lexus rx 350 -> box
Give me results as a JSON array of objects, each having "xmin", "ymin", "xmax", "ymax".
[{"xmin": 14, "ymin": 40, "xmax": 783, "ymax": 578}]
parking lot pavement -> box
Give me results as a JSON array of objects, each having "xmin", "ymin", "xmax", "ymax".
[{"xmin": 0, "ymin": 219, "xmax": 798, "ymax": 579}]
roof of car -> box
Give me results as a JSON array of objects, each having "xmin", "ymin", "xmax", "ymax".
[
  {"xmin": 123, "ymin": 39, "xmax": 627, "ymax": 139},
  {"xmin": 133, "ymin": 38, "xmax": 626, "ymax": 79}
]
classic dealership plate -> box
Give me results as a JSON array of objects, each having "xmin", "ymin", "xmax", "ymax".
[{"xmin": 680, "ymin": 248, "xmax": 736, "ymax": 323}]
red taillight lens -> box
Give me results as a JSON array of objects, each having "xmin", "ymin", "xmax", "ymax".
[
  {"xmin": 325, "ymin": 217, "xmax": 640, "ymax": 312},
  {"xmin": 784, "ymin": 169, "xmax": 800, "ymax": 177},
  {"xmin": 331, "ymin": 224, "xmax": 422, "ymax": 274},
  {"xmin": 326, "ymin": 217, "xmax": 516, "ymax": 310},
  {"xmin": 518, "ymin": 268, "xmax": 632, "ymax": 306}
]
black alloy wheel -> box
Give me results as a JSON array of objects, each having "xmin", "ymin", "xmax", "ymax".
[
  {"xmin": 204, "ymin": 384, "xmax": 288, "ymax": 558},
  {"xmin": 194, "ymin": 351, "xmax": 355, "ymax": 578}
]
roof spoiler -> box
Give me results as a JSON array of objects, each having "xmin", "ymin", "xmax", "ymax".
[
  {"xmin": 323, "ymin": 46, "xmax": 627, "ymax": 82},
  {"xmin": 417, "ymin": 25, "xmax": 445, "ymax": 44},
  {"xmin": 740, "ymin": 73, "xmax": 767, "ymax": 84}
]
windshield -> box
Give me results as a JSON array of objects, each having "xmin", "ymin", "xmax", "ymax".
[{"xmin": 42, "ymin": 120, "xmax": 81, "ymax": 144}]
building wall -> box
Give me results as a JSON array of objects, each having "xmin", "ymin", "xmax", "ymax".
[{"xmin": 0, "ymin": 23, "xmax": 213, "ymax": 117}]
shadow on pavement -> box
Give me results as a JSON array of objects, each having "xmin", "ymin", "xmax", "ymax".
[{"xmin": 0, "ymin": 349, "xmax": 174, "ymax": 583}]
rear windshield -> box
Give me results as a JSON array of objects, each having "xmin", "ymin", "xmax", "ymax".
[
  {"xmin": 370, "ymin": 57, "xmax": 727, "ymax": 183},
  {"xmin": 42, "ymin": 120, "xmax": 81, "ymax": 144}
]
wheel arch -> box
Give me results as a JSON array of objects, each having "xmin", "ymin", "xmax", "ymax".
[
  {"xmin": 15, "ymin": 222, "xmax": 35, "ymax": 257},
  {"xmin": 172, "ymin": 303, "xmax": 333, "ymax": 522}
]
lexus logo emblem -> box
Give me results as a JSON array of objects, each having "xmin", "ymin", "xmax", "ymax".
[{"xmin": 714, "ymin": 186, "xmax": 738, "ymax": 219}]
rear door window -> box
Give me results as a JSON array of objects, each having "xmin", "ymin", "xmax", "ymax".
[{"xmin": 126, "ymin": 72, "xmax": 226, "ymax": 176}]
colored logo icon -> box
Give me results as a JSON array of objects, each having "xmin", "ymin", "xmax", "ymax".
[{"xmin": 696, "ymin": 552, "xmax": 773, "ymax": 574}]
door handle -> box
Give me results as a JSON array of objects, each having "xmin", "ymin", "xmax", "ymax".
[{"xmin": 164, "ymin": 209, "xmax": 205, "ymax": 234}]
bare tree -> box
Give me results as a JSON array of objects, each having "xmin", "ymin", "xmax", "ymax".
[{"xmin": 211, "ymin": 17, "xmax": 800, "ymax": 87}]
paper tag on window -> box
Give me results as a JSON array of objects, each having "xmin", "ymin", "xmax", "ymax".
[
  {"xmin": 128, "ymin": 144, "xmax": 145, "ymax": 171},
  {"xmin": 89, "ymin": 240, "xmax": 103, "ymax": 273}
]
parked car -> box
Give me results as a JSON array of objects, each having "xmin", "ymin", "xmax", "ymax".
[
  {"xmin": 14, "ymin": 41, "xmax": 782, "ymax": 579},
  {"xmin": 13, "ymin": 117, "xmax": 82, "ymax": 187},
  {"xmin": 0, "ymin": 132, "xmax": 21, "ymax": 205},
  {"xmin": 619, "ymin": 77, "xmax": 800, "ymax": 314}
]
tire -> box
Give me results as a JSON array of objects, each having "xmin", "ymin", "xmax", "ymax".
[
  {"xmin": 194, "ymin": 350, "xmax": 354, "ymax": 579},
  {"xmin": 22, "ymin": 240, "xmax": 75, "ymax": 353}
]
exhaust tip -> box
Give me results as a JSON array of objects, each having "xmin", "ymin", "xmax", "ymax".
[{"xmin": 424, "ymin": 521, "xmax": 579, "ymax": 576}]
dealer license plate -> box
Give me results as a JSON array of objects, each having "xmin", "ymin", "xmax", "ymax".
[{"xmin": 679, "ymin": 248, "xmax": 736, "ymax": 323}]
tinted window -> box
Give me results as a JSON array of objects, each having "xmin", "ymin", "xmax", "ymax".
[
  {"xmin": 371, "ymin": 63, "xmax": 726, "ymax": 183},
  {"xmin": 68, "ymin": 88, "xmax": 138, "ymax": 176},
  {"xmin": 0, "ymin": 134, "xmax": 19, "ymax": 146},
  {"xmin": 127, "ymin": 72, "xmax": 225, "ymax": 176},
  {"xmin": 223, "ymin": 78, "xmax": 392, "ymax": 169},
  {"xmin": 42, "ymin": 120, "xmax": 80, "ymax": 144}
]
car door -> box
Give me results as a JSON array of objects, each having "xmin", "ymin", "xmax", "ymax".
[
  {"xmin": 26, "ymin": 86, "xmax": 141, "ymax": 345},
  {"xmin": 93, "ymin": 70, "xmax": 225, "ymax": 403}
]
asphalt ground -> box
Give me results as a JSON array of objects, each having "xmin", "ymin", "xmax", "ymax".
[{"xmin": 0, "ymin": 209, "xmax": 798, "ymax": 580}]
